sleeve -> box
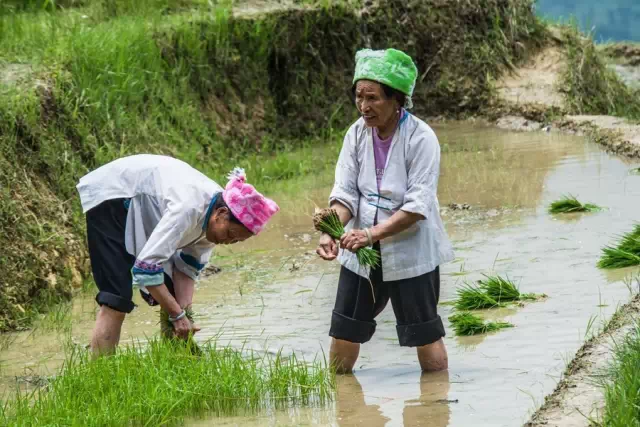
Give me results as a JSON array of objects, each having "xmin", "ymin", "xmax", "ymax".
[
  {"xmin": 329, "ymin": 126, "xmax": 360, "ymax": 217},
  {"xmin": 131, "ymin": 205, "xmax": 199, "ymax": 288},
  {"xmin": 173, "ymin": 239, "xmax": 214, "ymax": 281},
  {"xmin": 401, "ymin": 126, "xmax": 440, "ymax": 220}
]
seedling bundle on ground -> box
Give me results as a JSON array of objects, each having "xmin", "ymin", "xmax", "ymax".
[
  {"xmin": 548, "ymin": 195, "xmax": 603, "ymax": 214},
  {"xmin": 598, "ymin": 224, "xmax": 640, "ymax": 269},
  {"xmin": 449, "ymin": 312, "xmax": 514, "ymax": 336},
  {"xmin": 448, "ymin": 275, "xmax": 546, "ymax": 336},
  {"xmin": 0, "ymin": 339, "xmax": 334, "ymax": 427}
]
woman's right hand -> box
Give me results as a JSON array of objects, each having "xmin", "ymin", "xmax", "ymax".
[
  {"xmin": 172, "ymin": 316, "xmax": 201, "ymax": 340},
  {"xmin": 316, "ymin": 233, "xmax": 338, "ymax": 261}
]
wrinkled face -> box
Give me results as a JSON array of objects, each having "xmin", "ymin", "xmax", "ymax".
[
  {"xmin": 354, "ymin": 80, "xmax": 399, "ymax": 129},
  {"xmin": 206, "ymin": 207, "xmax": 254, "ymax": 245}
]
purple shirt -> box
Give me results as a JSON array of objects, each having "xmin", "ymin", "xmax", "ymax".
[{"xmin": 373, "ymin": 110, "xmax": 405, "ymax": 190}]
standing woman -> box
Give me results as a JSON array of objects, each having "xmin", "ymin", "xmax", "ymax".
[{"xmin": 316, "ymin": 48, "xmax": 454, "ymax": 373}]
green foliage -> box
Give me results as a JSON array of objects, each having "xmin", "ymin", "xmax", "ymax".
[
  {"xmin": 548, "ymin": 194, "xmax": 603, "ymax": 214},
  {"xmin": 559, "ymin": 25, "xmax": 640, "ymax": 120},
  {"xmin": 0, "ymin": 339, "xmax": 334, "ymax": 426},
  {"xmin": 449, "ymin": 312, "xmax": 514, "ymax": 336},
  {"xmin": 598, "ymin": 224, "xmax": 640, "ymax": 269}
]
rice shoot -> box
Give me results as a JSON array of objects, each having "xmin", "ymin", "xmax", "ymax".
[
  {"xmin": 598, "ymin": 224, "xmax": 640, "ymax": 269},
  {"xmin": 449, "ymin": 312, "xmax": 514, "ymax": 336},
  {"xmin": 478, "ymin": 275, "xmax": 544, "ymax": 303},
  {"xmin": 548, "ymin": 195, "xmax": 602, "ymax": 214},
  {"xmin": 313, "ymin": 208, "xmax": 380, "ymax": 268},
  {"xmin": 160, "ymin": 307, "xmax": 202, "ymax": 356},
  {"xmin": 453, "ymin": 283, "xmax": 503, "ymax": 310}
]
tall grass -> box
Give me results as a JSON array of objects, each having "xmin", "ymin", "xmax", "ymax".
[
  {"xmin": 559, "ymin": 24, "xmax": 640, "ymax": 121},
  {"xmin": 598, "ymin": 224, "xmax": 640, "ymax": 269},
  {"xmin": 548, "ymin": 195, "xmax": 602, "ymax": 214},
  {"xmin": 599, "ymin": 323, "xmax": 640, "ymax": 426},
  {"xmin": 449, "ymin": 312, "xmax": 514, "ymax": 336},
  {"xmin": 0, "ymin": 339, "xmax": 334, "ymax": 426}
]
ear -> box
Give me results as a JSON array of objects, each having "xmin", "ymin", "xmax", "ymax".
[{"xmin": 212, "ymin": 207, "xmax": 229, "ymax": 222}]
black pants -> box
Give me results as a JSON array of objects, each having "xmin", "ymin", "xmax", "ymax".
[
  {"xmin": 86, "ymin": 198, "xmax": 174, "ymax": 313},
  {"xmin": 329, "ymin": 260, "xmax": 445, "ymax": 347}
]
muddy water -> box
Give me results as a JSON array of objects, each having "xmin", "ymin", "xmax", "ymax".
[{"xmin": 2, "ymin": 123, "xmax": 640, "ymax": 426}]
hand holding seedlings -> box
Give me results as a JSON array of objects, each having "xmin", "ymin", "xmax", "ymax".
[
  {"xmin": 171, "ymin": 314, "xmax": 200, "ymax": 340},
  {"xmin": 317, "ymin": 232, "xmax": 338, "ymax": 260},
  {"xmin": 340, "ymin": 229, "xmax": 372, "ymax": 252}
]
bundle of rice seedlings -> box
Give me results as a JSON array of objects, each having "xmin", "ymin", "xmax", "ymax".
[
  {"xmin": 548, "ymin": 195, "xmax": 602, "ymax": 214},
  {"xmin": 449, "ymin": 312, "xmax": 514, "ymax": 336},
  {"xmin": 160, "ymin": 307, "xmax": 202, "ymax": 356},
  {"xmin": 598, "ymin": 224, "xmax": 640, "ymax": 269},
  {"xmin": 313, "ymin": 208, "xmax": 380, "ymax": 268},
  {"xmin": 478, "ymin": 275, "xmax": 543, "ymax": 303},
  {"xmin": 454, "ymin": 283, "xmax": 502, "ymax": 310}
]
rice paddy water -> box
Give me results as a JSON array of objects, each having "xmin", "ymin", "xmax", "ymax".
[{"xmin": 1, "ymin": 123, "xmax": 640, "ymax": 426}]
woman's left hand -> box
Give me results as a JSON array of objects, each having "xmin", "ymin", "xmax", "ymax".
[{"xmin": 340, "ymin": 229, "xmax": 370, "ymax": 253}]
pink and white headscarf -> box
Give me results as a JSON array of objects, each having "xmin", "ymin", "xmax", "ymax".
[{"xmin": 222, "ymin": 168, "xmax": 279, "ymax": 235}]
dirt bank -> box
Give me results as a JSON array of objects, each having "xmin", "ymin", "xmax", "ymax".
[{"xmin": 495, "ymin": 31, "xmax": 640, "ymax": 159}]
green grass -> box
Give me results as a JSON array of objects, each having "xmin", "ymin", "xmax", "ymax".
[
  {"xmin": 548, "ymin": 195, "xmax": 603, "ymax": 214},
  {"xmin": 0, "ymin": 339, "xmax": 334, "ymax": 426},
  {"xmin": 453, "ymin": 283, "xmax": 503, "ymax": 311},
  {"xmin": 599, "ymin": 323, "xmax": 640, "ymax": 426},
  {"xmin": 598, "ymin": 224, "xmax": 640, "ymax": 269},
  {"xmin": 559, "ymin": 24, "xmax": 640, "ymax": 121},
  {"xmin": 449, "ymin": 312, "xmax": 514, "ymax": 336},
  {"xmin": 478, "ymin": 275, "xmax": 545, "ymax": 303}
]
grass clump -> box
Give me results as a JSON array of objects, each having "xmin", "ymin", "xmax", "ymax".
[
  {"xmin": 449, "ymin": 312, "xmax": 514, "ymax": 336},
  {"xmin": 548, "ymin": 194, "xmax": 603, "ymax": 214},
  {"xmin": 453, "ymin": 283, "xmax": 502, "ymax": 310},
  {"xmin": 599, "ymin": 323, "xmax": 640, "ymax": 427},
  {"xmin": 479, "ymin": 275, "xmax": 545, "ymax": 302},
  {"xmin": 598, "ymin": 224, "xmax": 640, "ymax": 269},
  {"xmin": 0, "ymin": 339, "xmax": 334, "ymax": 426},
  {"xmin": 559, "ymin": 25, "xmax": 640, "ymax": 120}
]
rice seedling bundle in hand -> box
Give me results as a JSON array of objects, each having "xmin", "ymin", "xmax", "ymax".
[
  {"xmin": 548, "ymin": 195, "xmax": 602, "ymax": 214},
  {"xmin": 478, "ymin": 275, "xmax": 543, "ymax": 303},
  {"xmin": 160, "ymin": 307, "xmax": 202, "ymax": 356},
  {"xmin": 449, "ymin": 312, "xmax": 514, "ymax": 336},
  {"xmin": 313, "ymin": 208, "xmax": 380, "ymax": 268},
  {"xmin": 598, "ymin": 224, "xmax": 640, "ymax": 269}
]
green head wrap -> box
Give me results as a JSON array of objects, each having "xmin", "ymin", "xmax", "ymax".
[{"xmin": 353, "ymin": 48, "xmax": 418, "ymax": 109}]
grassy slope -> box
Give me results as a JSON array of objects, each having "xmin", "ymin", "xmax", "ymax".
[{"xmin": 0, "ymin": 0, "xmax": 546, "ymax": 330}]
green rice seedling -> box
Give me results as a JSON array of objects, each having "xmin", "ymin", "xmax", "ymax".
[
  {"xmin": 312, "ymin": 208, "xmax": 380, "ymax": 268},
  {"xmin": 159, "ymin": 307, "xmax": 202, "ymax": 356},
  {"xmin": 449, "ymin": 312, "xmax": 514, "ymax": 336},
  {"xmin": 598, "ymin": 224, "xmax": 640, "ymax": 269},
  {"xmin": 548, "ymin": 194, "xmax": 602, "ymax": 214},
  {"xmin": 0, "ymin": 338, "xmax": 334, "ymax": 426},
  {"xmin": 478, "ymin": 275, "xmax": 544, "ymax": 303},
  {"xmin": 453, "ymin": 283, "xmax": 502, "ymax": 311}
]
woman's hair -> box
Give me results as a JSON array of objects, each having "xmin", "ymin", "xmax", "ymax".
[
  {"xmin": 351, "ymin": 81, "xmax": 406, "ymax": 108},
  {"xmin": 213, "ymin": 192, "xmax": 243, "ymax": 225}
]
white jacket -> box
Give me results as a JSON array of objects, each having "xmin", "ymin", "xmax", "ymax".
[
  {"xmin": 77, "ymin": 154, "xmax": 221, "ymax": 287},
  {"xmin": 330, "ymin": 113, "xmax": 454, "ymax": 281}
]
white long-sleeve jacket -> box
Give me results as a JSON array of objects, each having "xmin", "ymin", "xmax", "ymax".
[
  {"xmin": 329, "ymin": 114, "xmax": 454, "ymax": 281},
  {"xmin": 77, "ymin": 154, "xmax": 221, "ymax": 287}
]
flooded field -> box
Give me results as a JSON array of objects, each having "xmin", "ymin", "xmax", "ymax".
[{"xmin": 2, "ymin": 123, "xmax": 640, "ymax": 426}]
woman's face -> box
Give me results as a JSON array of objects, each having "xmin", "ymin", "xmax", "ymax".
[
  {"xmin": 354, "ymin": 80, "xmax": 399, "ymax": 130},
  {"xmin": 206, "ymin": 208, "xmax": 253, "ymax": 245}
]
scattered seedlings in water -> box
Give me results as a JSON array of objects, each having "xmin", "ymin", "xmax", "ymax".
[
  {"xmin": 312, "ymin": 208, "xmax": 380, "ymax": 268},
  {"xmin": 449, "ymin": 312, "xmax": 514, "ymax": 336},
  {"xmin": 453, "ymin": 283, "xmax": 503, "ymax": 310},
  {"xmin": 478, "ymin": 275, "xmax": 546, "ymax": 303},
  {"xmin": 548, "ymin": 195, "xmax": 603, "ymax": 214},
  {"xmin": 0, "ymin": 339, "xmax": 334, "ymax": 426},
  {"xmin": 598, "ymin": 224, "xmax": 640, "ymax": 269}
]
